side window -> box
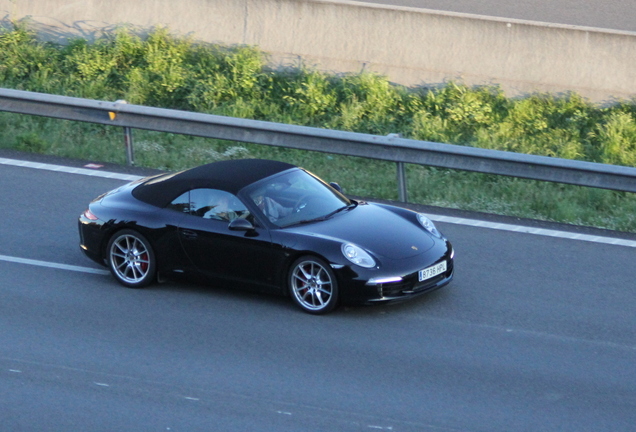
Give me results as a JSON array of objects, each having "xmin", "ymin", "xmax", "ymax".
[
  {"xmin": 189, "ymin": 189, "xmax": 252, "ymax": 222},
  {"xmin": 167, "ymin": 191, "xmax": 190, "ymax": 213}
]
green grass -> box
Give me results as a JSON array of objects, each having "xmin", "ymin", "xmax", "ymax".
[{"xmin": 2, "ymin": 24, "xmax": 636, "ymax": 232}]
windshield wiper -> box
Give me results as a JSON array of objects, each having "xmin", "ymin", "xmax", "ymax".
[
  {"xmin": 287, "ymin": 200, "xmax": 358, "ymax": 227},
  {"xmin": 324, "ymin": 201, "xmax": 358, "ymax": 219},
  {"xmin": 291, "ymin": 218, "xmax": 325, "ymax": 226},
  {"xmin": 293, "ymin": 201, "xmax": 358, "ymax": 226}
]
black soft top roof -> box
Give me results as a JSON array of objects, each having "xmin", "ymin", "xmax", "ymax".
[{"xmin": 132, "ymin": 159, "xmax": 296, "ymax": 207}]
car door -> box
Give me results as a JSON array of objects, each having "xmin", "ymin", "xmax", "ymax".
[{"xmin": 176, "ymin": 188, "xmax": 284, "ymax": 290}]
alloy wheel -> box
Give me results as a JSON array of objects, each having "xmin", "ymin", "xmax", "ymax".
[
  {"xmin": 289, "ymin": 257, "xmax": 338, "ymax": 314},
  {"xmin": 108, "ymin": 230, "xmax": 155, "ymax": 287}
]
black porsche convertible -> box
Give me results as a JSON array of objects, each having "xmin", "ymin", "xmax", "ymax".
[{"xmin": 79, "ymin": 159, "xmax": 454, "ymax": 314}]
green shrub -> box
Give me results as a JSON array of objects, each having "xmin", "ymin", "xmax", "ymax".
[
  {"xmin": 327, "ymin": 72, "xmax": 408, "ymax": 134},
  {"xmin": 0, "ymin": 22, "xmax": 61, "ymax": 90},
  {"xmin": 595, "ymin": 111, "xmax": 636, "ymax": 166},
  {"xmin": 413, "ymin": 83, "xmax": 508, "ymax": 143},
  {"xmin": 186, "ymin": 45, "xmax": 266, "ymax": 113},
  {"xmin": 15, "ymin": 131, "xmax": 47, "ymax": 152}
]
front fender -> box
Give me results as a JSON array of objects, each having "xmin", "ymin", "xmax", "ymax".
[{"xmin": 269, "ymin": 229, "xmax": 367, "ymax": 296}]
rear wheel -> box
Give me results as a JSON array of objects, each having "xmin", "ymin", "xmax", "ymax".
[
  {"xmin": 288, "ymin": 256, "xmax": 338, "ymax": 314},
  {"xmin": 107, "ymin": 229, "xmax": 156, "ymax": 288}
]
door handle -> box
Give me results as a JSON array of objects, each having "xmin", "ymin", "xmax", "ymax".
[{"xmin": 181, "ymin": 229, "xmax": 198, "ymax": 240}]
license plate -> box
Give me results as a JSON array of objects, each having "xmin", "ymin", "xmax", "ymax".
[{"xmin": 419, "ymin": 261, "xmax": 447, "ymax": 282}]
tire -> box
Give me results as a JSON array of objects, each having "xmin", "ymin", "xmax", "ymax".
[
  {"xmin": 106, "ymin": 229, "xmax": 156, "ymax": 288},
  {"xmin": 288, "ymin": 256, "xmax": 338, "ymax": 314}
]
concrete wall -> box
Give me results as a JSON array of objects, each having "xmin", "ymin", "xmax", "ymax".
[{"xmin": 1, "ymin": 0, "xmax": 635, "ymax": 102}]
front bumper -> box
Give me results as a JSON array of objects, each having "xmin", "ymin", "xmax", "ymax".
[
  {"xmin": 365, "ymin": 265, "xmax": 453, "ymax": 303},
  {"xmin": 336, "ymin": 241, "xmax": 454, "ymax": 305}
]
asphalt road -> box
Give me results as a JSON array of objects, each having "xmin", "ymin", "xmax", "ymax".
[
  {"xmin": 1, "ymin": 159, "xmax": 636, "ymax": 431},
  {"xmin": 337, "ymin": 0, "xmax": 636, "ymax": 32}
]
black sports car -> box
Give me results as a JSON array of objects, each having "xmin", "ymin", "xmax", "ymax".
[{"xmin": 79, "ymin": 159, "xmax": 454, "ymax": 314}]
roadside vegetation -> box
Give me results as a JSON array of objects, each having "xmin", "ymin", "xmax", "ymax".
[{"xmin": 2, "ymin": 23, "xmax": 636, "ymax": 231}]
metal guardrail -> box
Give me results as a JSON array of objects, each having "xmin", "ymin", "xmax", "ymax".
[{"xmin": 2, "ymin": 87, "xmax": 636, "ymax": 200}]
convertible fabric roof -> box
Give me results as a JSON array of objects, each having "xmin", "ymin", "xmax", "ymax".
[{"xmin": 132, "ymin": 159, "xmax": 296, "ymax": 207}]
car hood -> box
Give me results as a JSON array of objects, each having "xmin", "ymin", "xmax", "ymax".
[{"xmin": 285, "ymin": 203, "xmax": 435, "ymax": 260}]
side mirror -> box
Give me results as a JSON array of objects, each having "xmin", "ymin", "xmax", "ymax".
[
  {"xmin": 329, "ymin": 182, "xmax": 342, "ymax": 193},
  {"xmin": 228, "ymin": 218, "xmax": 255, "ymax": 231}
]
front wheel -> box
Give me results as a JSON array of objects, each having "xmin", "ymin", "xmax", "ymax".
[
  {"xmin": 107, "ymin": 229, "xmax": 156, "ymax": 288},
  {"xmin": 288, "ymin": 256, "xmax": 339, "ymax": 314}
]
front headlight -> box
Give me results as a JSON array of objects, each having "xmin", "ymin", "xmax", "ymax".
[
  {"xmin": 417, "ymin": 213, "xmax": 442, "ymax": 238},
  {"xmin": 342, "ymin": 243, "xmax": 376, "ymax": 268}
]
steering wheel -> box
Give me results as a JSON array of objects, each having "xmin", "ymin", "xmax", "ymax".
[{"xmin": 293, "ymin": 194, "xmax": 312, "ymax": 213}]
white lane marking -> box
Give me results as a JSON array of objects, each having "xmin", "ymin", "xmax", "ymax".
[
  {"xmin": 2, "ymin": 156, "xmax": 636, "ymax": 248},
  {"xmin": 0, "ymin": 254, "xmax": 110, "ymax": 275},
  {"xmin": 94, "ymin": 382, "xmax": 110, "ymax": 387},
  {"xmin": 428, "ymin": 214, "xmax": 636, "ymax": 248},
  {"xmin": 0, "ymin": 157, "xmax": 143, "ymax": 181}
]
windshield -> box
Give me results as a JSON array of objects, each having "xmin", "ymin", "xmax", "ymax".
[{"xmin": 244, "ymin": 169, "xmax": 351, "ymax": 228}]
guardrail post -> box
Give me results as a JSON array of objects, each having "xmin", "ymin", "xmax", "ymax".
[
  {"xmin": 109, "ymin": 100, "xmax": 135, "ymax": 166},
  {"xmin": 123, "ymin": 126, "xmax": 135, "ymax": 166},
  {"xmin": 387, "ymin": 134, "xmax": 408, "ymax": 202},
  {"xmin": 397, "ymin": 162, "xmax": 408, "ymax": 202}
]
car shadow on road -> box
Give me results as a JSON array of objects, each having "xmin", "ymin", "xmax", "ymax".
[{"xmin": 122, "ymin": 273, "xmax": 452, "ymax": 317}]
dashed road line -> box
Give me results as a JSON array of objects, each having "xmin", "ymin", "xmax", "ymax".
[
  {"xmin": 0, "ymin": 254, "xmax": 109, "ymax": 275},
  {"xmin": 0, "ymin": 157, "xmax": 143, "ymax": 181}
]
